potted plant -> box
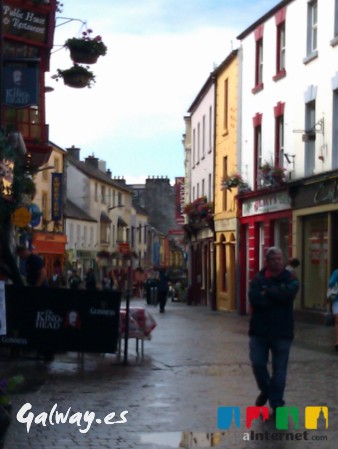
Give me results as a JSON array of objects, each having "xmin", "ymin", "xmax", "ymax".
[
  {"xmin": 259, "ymin": 161, "xmax": 286, "ymax": 187},
  {"xmin": 64, "ymin": 29, "xmax": 107, "ymax": 64},
  {"xmin": 52, "ymin": 65, "xmax": 95, "ymax": 89},
  {"xmin": 221, "ymin": 173, "xmax": 249, "ymax": 191}
]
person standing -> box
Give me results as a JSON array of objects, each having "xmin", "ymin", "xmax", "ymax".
[
  {"xmin": 248, "ymin": 247, "xmax": 299, "ymax": 414},
  {"xmin": 68, "ymin": 269, "xmax": 82, "ymax": 290},
  {"xmin": 157, "ymin": 267, "xmax": 169, "ymax": 313},
  {"xmin": 327, "ymin": 269, "xmax": 338, "ymax": 350},
  {"xmin": 16, "ymin": 246, "xmax": 48, "ymax": 287},
  {"xmin": 85, "ymin": 268, "xmax": 97, "ymax": 290}
]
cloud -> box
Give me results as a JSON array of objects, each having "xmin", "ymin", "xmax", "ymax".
[{"xmin": 47, "ymin": 0, "xmax": 280, "ymax": 181}]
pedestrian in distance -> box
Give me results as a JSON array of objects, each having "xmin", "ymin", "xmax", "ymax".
[
  {"xmin": 157, "ymin": 266, "xmax": 169, "ymax": 313},
  {"xmin": 68, "ymin": 269, "xmax": 82, "ymax": 290},
  {"xmin": 16, "ymin": 245, "xmax": 48, "ymax": 287},
  {"xmin": 85, "ymin": 268, "xmax": 97, "ymax": 290},
  {"xmin": 248, "ymin": 246, "xmax": 299, "ymax": 415},
  {"xmin": 326, "ymin": 268, "xmax": 338, "ymax": 351}
]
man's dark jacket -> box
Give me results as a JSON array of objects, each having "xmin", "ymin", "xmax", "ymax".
[{"xmin": 248, "ymin": 267, "xmax": 299, "ymax": 340}]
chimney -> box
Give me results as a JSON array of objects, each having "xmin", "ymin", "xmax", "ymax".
[
  {"xmin": 106, "ymin": 169, "xmax": 112, "ymax": 178},
  {"xmin": 67, "ymin": 145, "xmax": 81, "ymax": 160},
  {"xmin": 85, "ymin": 155, "xmax": 99, "ymax": 169}
]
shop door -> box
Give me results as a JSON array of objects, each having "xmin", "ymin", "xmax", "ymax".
[{"xmin": 303, "ymin": 214, "xmax": 328, "ymax": 309}]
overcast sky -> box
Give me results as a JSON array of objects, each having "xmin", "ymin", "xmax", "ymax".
[{"xmin": 46, "ymin": 0, "xmax": 280, "ymax": 184}]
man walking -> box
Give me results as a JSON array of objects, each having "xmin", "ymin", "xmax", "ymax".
[{"xmin": 248, "ymin": 247, "xmax": 299, "ymax": 414}]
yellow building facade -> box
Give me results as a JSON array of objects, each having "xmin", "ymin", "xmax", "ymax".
[{"xmin": 213, "ymin": 50, "xmax": 239, "ymax": 311}]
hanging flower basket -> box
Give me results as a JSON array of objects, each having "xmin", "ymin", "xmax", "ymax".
[
  {"xmin": 69, "ymin": 49, "xmax": 99, "ymax": 65},
  {"xmin": 65, "ymin": 30, "xmax": 107, "ymax": 65},
  {"xmin": 52, "ymin": 65, "xmax": 95, "ymax": 89}
]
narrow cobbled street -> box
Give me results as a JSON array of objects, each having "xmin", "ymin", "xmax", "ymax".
[{"xmin": 2, "ymin": 299, "xmax": 338, "ymax": 449}]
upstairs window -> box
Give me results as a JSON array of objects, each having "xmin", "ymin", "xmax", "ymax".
[
  {"xmin": 253, "ymin": 113, "xmax": 263, "ymax": 190},
  {"xmin": 305, "ymin": 1, "xmax": 318, "ymax": 60},
  {"xmin": 274, "ymin": 7, "xmax": 286, "ymax": 79},
  {"xmin": 252, "ymin": 25, "xmax": 264, "ymax": 93},
  {"xmin": 274, "ymin": 102, "xmax": 285, "ymax": 167}
]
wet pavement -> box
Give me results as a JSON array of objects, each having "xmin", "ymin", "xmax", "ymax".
[{"xmin": 1, "ymin": 298, "xmax": 338, "ymax": 449}]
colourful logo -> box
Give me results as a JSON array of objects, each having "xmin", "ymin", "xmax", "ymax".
[{"xmin": 217, "ymin": 406, "xmax": 329, "ymax": 430}]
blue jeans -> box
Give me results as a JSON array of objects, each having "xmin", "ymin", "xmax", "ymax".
[{"xmin": 249, "ymin": 336, "xmax": 292, "ymax": 408}]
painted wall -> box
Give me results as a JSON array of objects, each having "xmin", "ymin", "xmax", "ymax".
[{"xmin": 239, "ymin": 0, "xmax": 338, "ymax": 186}]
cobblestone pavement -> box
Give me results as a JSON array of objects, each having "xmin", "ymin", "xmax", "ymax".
[{"xmin": 1, "ymin": 299, "xmax": 338, "ymax": 449}]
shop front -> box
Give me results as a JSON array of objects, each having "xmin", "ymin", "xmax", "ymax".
[
  {"xmin": 214, "ymin": 218, "xmax": 237, "ymax": 311},
  {"xmin": 32, "ymin": 231, "xmax": 67, "ymax": 279},
  {"xmin": 185, "ymin": 224, "xmax": 215, "ymax": 308},
  {"xmin": 238, "ymin": 189, "xmax": 292, "ymax": 314},
  {"xmin": 291, "ymin": 174, "xmax": 338, "ymax": 318}
]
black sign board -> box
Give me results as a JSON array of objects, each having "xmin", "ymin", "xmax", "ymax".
[{"xmin": 0, "ymin": 286, "xmax": 121, "ymax": 354}]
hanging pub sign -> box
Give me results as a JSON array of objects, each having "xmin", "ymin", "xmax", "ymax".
[
  {"xmin": 3, "ymin": 62, "xmax": 39, "ymax": 107},
  {"xmin": 51, "ymin": 172, "xmax": 63, "ymax": 221},
  {"xmin": 3, "ymin": 2, "xmax": 50, "ymax": 45}
]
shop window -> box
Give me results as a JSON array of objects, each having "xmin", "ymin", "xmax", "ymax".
[
  {"xmin": 274, "ymin": 219, "xmax": 290, "ymax": 261},
  {"xmin": 303, "ymin": 214, "xmax": 328, "ymax": 309}
]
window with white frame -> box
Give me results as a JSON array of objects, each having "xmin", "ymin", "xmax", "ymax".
[
  {"xmin": 276, "ymin": 22, "xmax": 286, "ymax": 74},
  {"xmin": 334, "ymin": 0, "xmax": 338, "ymax": 37},
  {"xmin": 197, "ymin": 122, "xmax": 200, "ymax": 163},
  {"xmin": 332, "ymin": 89, "xmax": 338, "ymax": 169},
  {"xmin": 304, "ymin": 100, "xmax": 316, "ymax": 176},
  {"xmin": 224, "ymin": 78, "xmax": 229, "ymax": 132},
  {"xmin": 192, "ymin": 128, "xmax": 196, "ymax": 167},
  {"xmin": 253, "ymin": 113, "xmax": 263, "ymax": 189},
  {"xmin": 208, "ymin": 106, "xmax": 212, "ymax": 153},
  {"xmin": 202, "ymin": 178, "xmax": 205, "ymax": 197},
  {"xmin": 202, "ymin": 115, "xmax": 206, "ymax": 158},
  {"xmin": 307, "ymin": 1, "xmax": 318, "ymax": 56},
  {"xmin": 274, "ymin": 102, "xmax": 285, "ymax": 167}
]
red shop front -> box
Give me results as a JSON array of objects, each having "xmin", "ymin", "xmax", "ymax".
[{"xmin": 237, "ymin": 189, "xmax": 292, "ymax": 315}]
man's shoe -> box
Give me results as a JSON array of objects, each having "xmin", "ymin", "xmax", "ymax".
[{"xmin": 255, "ymin": 392, "xmax": 268, "ymax": 406}]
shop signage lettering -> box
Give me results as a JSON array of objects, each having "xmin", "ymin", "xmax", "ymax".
[
  {"xmin": 51, "ymin": 173, "xmax": 63, "ymax": 221},
  {"xmin": 313, "ymin": 180, "xmax": 338, "ymax": 204},
  {"xmin": 3, "ymin": 4, "xmax": 48, "ymax": 43},
  {"xmin": 3, "ymin": 65, "xmax": 39, "ymax": 107},
  {"xmin": 89, "ymin": 308, "xmax": 116, "ymax": 317},
  {"xmin": 36, "ymin": 310, "xmax": 63, "ymax": 330},
  {"xmin": 242, "ymin": 193, "xmax": 291, "ymax": 217}
]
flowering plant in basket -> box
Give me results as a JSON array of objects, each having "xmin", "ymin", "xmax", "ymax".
[{"xmin": 65, "ymin": 29, "xmax": 107, "ymax": 64}]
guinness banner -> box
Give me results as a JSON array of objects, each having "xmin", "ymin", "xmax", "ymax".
[{"xmin": 0, "ymin": 286, "xmax": 121, "ymax": 353}]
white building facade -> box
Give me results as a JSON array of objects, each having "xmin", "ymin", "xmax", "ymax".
[{"xmin": 237, "ymin": 0, "xmax": 338, "ymax": 316}]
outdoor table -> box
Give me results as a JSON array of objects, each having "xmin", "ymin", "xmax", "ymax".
[{"xmin": 118, "ymin": 307, "xmax": 157, "ymax": 359}]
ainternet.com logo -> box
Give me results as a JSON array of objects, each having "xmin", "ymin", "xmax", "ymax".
[{"xmin": 218, "ymin": 406, "xmax": 328, "ymax": 442}]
